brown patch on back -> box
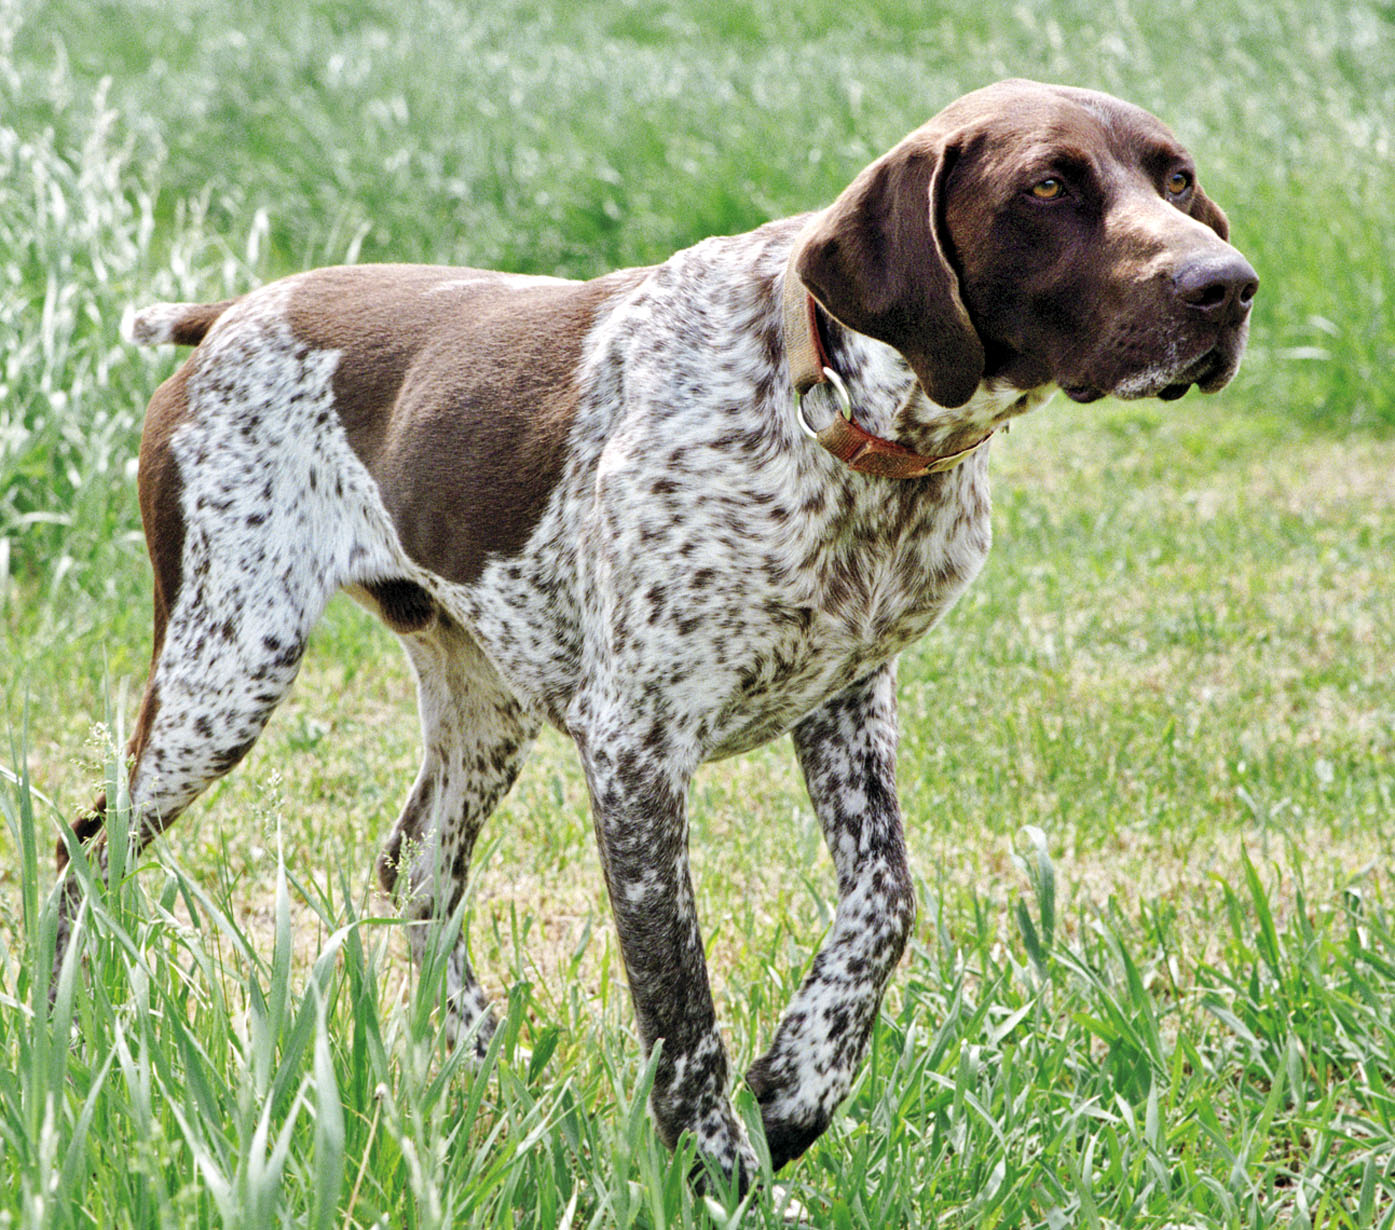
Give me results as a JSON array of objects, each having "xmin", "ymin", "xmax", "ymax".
[{"xmin": 287, "ymin": 264, "xmax": 649, "ymax": 586}]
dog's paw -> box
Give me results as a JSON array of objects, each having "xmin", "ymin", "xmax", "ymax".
[
  {"xmin": 745, "ymin": 1056, "xmax": 833, "ymax": 1171},
  {"xmin": 686, "ymin": 1109, "xmax": 760, "ymax": 1198}
]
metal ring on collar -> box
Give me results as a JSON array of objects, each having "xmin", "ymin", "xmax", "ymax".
[{"xmin": 794, "ymin": 366, "xmax": 854, "ymax": 440}]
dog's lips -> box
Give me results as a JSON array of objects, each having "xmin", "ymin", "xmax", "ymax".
[
  {"xmin": 1194, "ymin": 344, "xmax": 1243, "ymax": 394},
  {"xmin": 1158, "ymin": 347, "xmax": 1232, "ymax": 400},
  {"xmin": 1063, "ymin": 339, "xmax": 1238, "ymax": 405}
]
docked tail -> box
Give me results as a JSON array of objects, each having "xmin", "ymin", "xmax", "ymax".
[{"xmin": 121, "ymin": 298, "xmax": 239, "ymax": 347}]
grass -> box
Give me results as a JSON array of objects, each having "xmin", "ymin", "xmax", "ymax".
[
  {"xmin": 8, "ymin": 745, "xmax": 1395, "ymax": 1227},
  {"xmin": 3, "ymin": 0, "xmax": 1394, "ymax": 1224}
]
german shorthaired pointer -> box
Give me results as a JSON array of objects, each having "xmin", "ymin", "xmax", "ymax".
[{"xmin": 59, "ymin": 79, "xmax": 1255, "ymax": 1185}]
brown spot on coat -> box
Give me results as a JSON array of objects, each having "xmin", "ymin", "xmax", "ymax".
[{"xmin": 286, "ymin": 264, "xmax": 650, "ymax": 585}]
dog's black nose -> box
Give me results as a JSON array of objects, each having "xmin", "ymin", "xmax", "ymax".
[{"xmin": 1174, "ymin": 252, "xmax": 1259, "ymax": 324}]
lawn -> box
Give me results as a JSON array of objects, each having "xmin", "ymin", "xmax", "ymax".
[{"xmin": 2, "ymin": 0, "xmax": 1393, "ymax": 1225}]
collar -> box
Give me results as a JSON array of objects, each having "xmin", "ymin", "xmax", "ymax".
[{"xmin": 781, "ymin": 248, "xmax": 994, "ymax": 479}]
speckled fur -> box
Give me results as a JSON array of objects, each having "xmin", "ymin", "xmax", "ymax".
[
  {"xmin": 57, "ymin": 82, "xmax": 1254, "ymax": 1189},
  {"xmin": 84, "ymin": 228, "xmax": 998, "ymax": 1182}
]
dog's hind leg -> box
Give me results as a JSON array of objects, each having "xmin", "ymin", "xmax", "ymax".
[
  {"xmin": 53, "ymin": 498, "xmax": 330, "ymax": 983},
  {"xmin": 55, "ymin": 334, "xmax": 363, "ymax": 982},
  {"xmin": 376, "ymin": 615, "xmax": 538, "ymax": 1056},
  {"xmin": 746, "ymin": 663, "xmax": 917, "ymax": 1170}
]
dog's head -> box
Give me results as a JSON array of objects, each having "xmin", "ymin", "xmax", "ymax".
[{"xmin": 794, "ymin": 79, "xmax": 1257, "ymax": 407}]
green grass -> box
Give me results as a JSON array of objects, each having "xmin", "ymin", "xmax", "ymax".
[
  {"xmin": 3, "ymin": 0, "xmax": 1395, "ymax": 1224},
  {"xmin": 8, "ymin": 747, "xmax": 1395, "ymax": 1227}
]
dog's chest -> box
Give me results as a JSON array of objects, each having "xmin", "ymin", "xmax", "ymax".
[
  {"xmin": 407, "ymin": 233, "xmax": 998, "ymax": 749},
  {"xmin": 600, "ymin": 458, "xmax": 994, "ymax": 758}
]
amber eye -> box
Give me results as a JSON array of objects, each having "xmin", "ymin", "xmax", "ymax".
[
  {"xmin": 1032, "ymin": 178, "xmax": 1066, "ymax": 201},
  {"xmin": 1166, "ymin": 170, "xmax": 1192, "ymax": 196}
]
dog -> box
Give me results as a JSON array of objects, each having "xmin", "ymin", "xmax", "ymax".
[{"xmin": 57, "ymin": 79, "xmax": 1255, "ymax": 1186}]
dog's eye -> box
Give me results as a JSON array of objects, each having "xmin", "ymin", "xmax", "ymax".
[
  {"xmin": 1031, "ymin": 178, "xmax": 1066, "ymax": 201},
  {"xmin": 1166, "ymin": 170, "xmax": 1193, "ymax": 197}
]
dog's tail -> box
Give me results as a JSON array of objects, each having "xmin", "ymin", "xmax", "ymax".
[{"xmin": 121, "ymin": 298, "xmax": 239, "ymax": 347}]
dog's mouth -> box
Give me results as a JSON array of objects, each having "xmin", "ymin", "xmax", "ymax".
[
  {"xmin": 1154, "ymin": 349, "xmax": 1222, "ymax": 401},
  {"xmin": 1061, "ymin": 338, "xmax": 1243, "ymax": 405}
]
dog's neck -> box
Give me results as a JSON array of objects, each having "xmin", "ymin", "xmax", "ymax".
[{"xmin": 788, "ymin": 277, "xmax": 1054, "ymax": 461}]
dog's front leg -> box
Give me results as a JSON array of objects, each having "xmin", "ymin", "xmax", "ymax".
[
  {"xmin": 747, "ymin": 663, "xmax": 916, "ymax": 1170},
  {"xmin": 571, "ymin": 704, "xmax": 757, "ymax": 1189}
]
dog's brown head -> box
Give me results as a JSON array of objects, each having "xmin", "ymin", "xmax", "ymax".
[{"xmin": 795, "ymin": 78, "xmax": 1257, "ymax": 408}]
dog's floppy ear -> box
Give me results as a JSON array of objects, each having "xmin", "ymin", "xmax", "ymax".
[
  {"xmin": 1189, "ymin": 182, "xmax": 1230, "ymax": 241},
  {"xmin": 794, "ymin": 137, "xmax": 984, "ymax": 409}
]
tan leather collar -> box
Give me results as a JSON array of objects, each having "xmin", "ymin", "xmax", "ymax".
[{"xmin": 782, "ymin": 248, "xmax": 993, "ymax": 479}]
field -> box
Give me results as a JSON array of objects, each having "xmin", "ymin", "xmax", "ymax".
[{"xmin": 2, "ymin": 0, "xmax": 1394, "ymax": 1224}]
